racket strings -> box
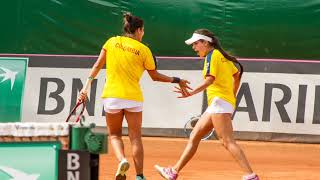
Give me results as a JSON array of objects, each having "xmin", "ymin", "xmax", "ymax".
[
  {"xmin": 184, "ymin": 115, "xmax": 215, "ymax": 140},
  {"xmin": 190, "ymin": 118, "xmax": 198, "ymax": 128}
]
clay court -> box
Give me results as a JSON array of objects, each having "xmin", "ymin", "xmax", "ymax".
[{"xmin": 99, "ymin": 137, "xmax": 320, "ymax": 180}]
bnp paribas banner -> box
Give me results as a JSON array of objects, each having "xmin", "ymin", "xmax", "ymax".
[
  {"xmin": 0, "ymin": 54, "xmax": 320, "ymax": 140},
  {"xmin": 0, "ymin": 57, "xmax": 28, "ymax": 122}
]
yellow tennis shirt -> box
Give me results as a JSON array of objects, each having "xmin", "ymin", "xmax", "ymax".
[
  {"xmin": 101, "ymin": 36, "xmax": 156, "ymax": 101},
  {"xmin": 202, "ymin": 49, "xmax": 239, "ymax": 108}
]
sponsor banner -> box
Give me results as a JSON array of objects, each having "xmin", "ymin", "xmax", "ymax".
[
  {"xmin": 234, "ymin": 73, "xmax": 320, "ymax": 135},
  {"xmin": 0, "ymin": 57, "xmax": 28, "ymax": 122},
  {"xmin": 21, "ymin": 67, "xmax": 320, "ymax": 135},
  {"xmin": 21, "ymin": 68, "xmax": 203, "ymax": 127},
  {"xmin": 1, "ymin": 54, "xmax": 320, "ymax": 136},
  {"xmin": 0, "ymin": 142, "xmax": 60, "ymax": 180}
]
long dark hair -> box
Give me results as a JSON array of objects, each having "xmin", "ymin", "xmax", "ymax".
[
  {"xmin": 123, "ymin": 12, "xmax": 144, "ymax": 34},
  {"xmin": 195, "ymin": 29, "xmax": 244, "ymax": 78}
]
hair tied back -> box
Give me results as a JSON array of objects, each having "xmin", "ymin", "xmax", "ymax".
[{"xmin": 123, "ymin": 12, "xmax": 132, "ymax": 23}]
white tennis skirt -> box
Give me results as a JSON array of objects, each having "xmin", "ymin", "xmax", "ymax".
[
  {"xmin": 205, "ymin": 97, "xmax": 234, "ymax": 114},
  {"xmin": 103, "ymin": 98, "xmax": 143, "ymax": 113}
]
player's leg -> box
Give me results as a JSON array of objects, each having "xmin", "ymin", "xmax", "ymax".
[
  {"xmin": 212, "ymin": 113, "xmax": 259, "ymax": 179},
  {"xmin": 155, "ymin": 113, "xmax": 213, "ymax": 180},
  {"xmin": 105, "ymin": 109, "xmax": 130, "ymax": 180},
  {"xmin": 125, "ymin": 107, "xmax": 145, "ymax": 179},
  {"xmin": 173, "ymin": 112, "xmax": 213, "ymax": 172},
  {"xmin": 106, "ymin": 110, "xmax": 126, "ymax": 161}
]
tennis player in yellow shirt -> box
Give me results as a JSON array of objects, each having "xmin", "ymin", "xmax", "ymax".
[
  {"xmin": 78, "ymin": 13, "xmax": 190, "ymax": 180},
  {"xmin": 155, "ymin": 29, "xmax": 259, "ymax": 180}
]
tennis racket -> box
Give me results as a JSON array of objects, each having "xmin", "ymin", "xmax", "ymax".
[
  {"xmin": 184, "ymin": 115, "xmax": 215, "ymax": 140},
  {"xmin": 65, "ymin": 100, "xmax": 86, "ymax": 125}
]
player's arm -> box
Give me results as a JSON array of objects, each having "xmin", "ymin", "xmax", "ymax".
[
  {"xmin": 145, "ymin": 53, "xmax": 191, "ymax": 94},
  {"xmin": 233, "ymin": 71, "xmax": 241, "ymax": 96},
  {"xmin": 147, "ymin": 70, "xmax": 180, "ymax": 83},
  {"xmin": 145, "ymin": 54, "xmax": 183, "ymax": 83},
  {"xmin": 78, "ymin": 49, "xmax": 106, "ymax": 102},
  {"xmin": 147, "ymin": 70, "xmax": 192, "ymax": 95}
]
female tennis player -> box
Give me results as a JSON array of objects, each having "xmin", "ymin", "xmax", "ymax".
[
  {"xmin": 78, "ymin": 13, "xmax": 190, "ymax": 180},
  {"xmin": 155, "ymin": 29, "xmax": 259, "ymax": 180}
]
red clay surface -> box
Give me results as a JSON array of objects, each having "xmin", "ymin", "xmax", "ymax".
[{"xmin": 99, "ymin": 136, "xmax": 320, "ymax": 180}]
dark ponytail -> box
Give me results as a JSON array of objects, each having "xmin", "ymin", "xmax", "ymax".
[
  {"xmin": 195, "ymin": 29, "xmax": 244, "ymax": 78},
  {"xmin": 123, "ymin": 12, "xmax": 144, "ymax": 34}
]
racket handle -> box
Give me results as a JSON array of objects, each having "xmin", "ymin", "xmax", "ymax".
[
  {"xmin": 76, "ymin": 101, "xmax": 86, "ymax": 123},
  {"xmin": 65, "ymin": 101, "xmax": 85, "ymax": 123}
]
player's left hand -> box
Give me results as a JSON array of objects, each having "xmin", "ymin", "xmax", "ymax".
[
  {"xmin": 177, "ymin": 79, "xmax": 192, "ymax": 97},
  {"xmin": 174, "ymin": 86, "xmax": 192, "ymax": 98}
]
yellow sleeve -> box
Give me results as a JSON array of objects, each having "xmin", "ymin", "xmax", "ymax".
[
  {"xmin": 231, "ymin": 63, "xmax": 239, "ymax": 75},
  {"xmin": 143, "ymin": 46, "xmax": 156, "ymax": 70},
  {"xmin": 102, "ymin": 37, "xmax": 113, "ymax": 50}
]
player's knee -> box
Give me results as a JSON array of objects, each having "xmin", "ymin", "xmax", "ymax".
[
  {"xmin": 189, "ymin": 130, "xmax": 202, "ymax": 143},
  {"xmin": 219, "ymin": 138, "xmax": 234, "ymax": 149},
  {"xmin": 218, "ymin": 138, "xmax": 226, "ymax": 147},
  {"xmin": 129, "ymin": 135, "xmax": 142, "ymax": 144},
  {"xmin": 109, "ymin": 132, "xmax": 122, "ymax": 140}
]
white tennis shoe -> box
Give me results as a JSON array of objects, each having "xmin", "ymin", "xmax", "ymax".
[{"xmin": 115, "ymin": 158, "xmax": 130, "ymax": 180}]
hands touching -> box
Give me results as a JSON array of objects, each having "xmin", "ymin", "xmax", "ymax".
[{"xmin": 175, "ymin": 79, "xmax": 193, "ymax": 98}]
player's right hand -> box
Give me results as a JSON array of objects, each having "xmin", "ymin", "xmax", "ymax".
[{"xmin": 77, "ymin": 89, "xmax": 88, "ymax": 102}]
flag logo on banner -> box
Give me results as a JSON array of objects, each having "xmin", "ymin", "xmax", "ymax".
[
  {"xmin": 0, "ymin": 57, "xmax": 28, "ymax": 122},
  {"xmin": 0, "ymin": 166, "xmax": 40, "ymax": 180},
  {"xmin": 0, "ymin": 67, "xmax": 18, "ymax": 90}
]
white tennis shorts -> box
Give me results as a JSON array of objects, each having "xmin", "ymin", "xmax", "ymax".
[
  {"xmin": 103, "ymin": 98, "xmax": 143, "ymax": 113},
  {"xmin": 205, "ymin": 97, "xmax": 234, "ymax": 114}
]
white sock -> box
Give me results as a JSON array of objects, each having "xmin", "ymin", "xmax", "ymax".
[{"xmin": 120, "ymin": 158, "xmax": 127, "ymax": 162}]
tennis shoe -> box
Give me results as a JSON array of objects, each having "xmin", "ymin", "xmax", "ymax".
[
  {"xmin": 243, "ymin": 173, "xmax": 260, "ymax": 180},
  {"xmin": 115, "ymin": 158, "xmax": 130, "ymax": 180},
  {"xmin": 136, "ymin": 176, "xmax": 146, "ymax": 180},
  {"xmin": 154, "ymin": 165, "xmax": 178, "ymax": 180}
]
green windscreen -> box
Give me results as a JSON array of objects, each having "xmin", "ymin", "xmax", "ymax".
[{"xmin": 0, "ymin": 0, "xmax": 319, "ymax": 59}]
